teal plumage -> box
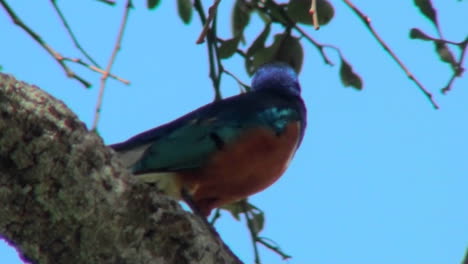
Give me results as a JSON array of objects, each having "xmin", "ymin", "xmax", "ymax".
[{"xmin": 111, "ymin": 63, "xmax": 306, "ymax": 215}]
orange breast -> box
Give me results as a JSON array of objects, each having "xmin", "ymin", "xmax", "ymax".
[{"xmin": 178, "ymin": 122, "xmax": 301, "ymax": 216}]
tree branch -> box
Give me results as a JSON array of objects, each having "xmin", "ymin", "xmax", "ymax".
[
  {"xmin": 50, "ymin": 0, "xmax": 101, "ymax": 67},
  {"xmin": 0, "ymin": 1, "xmax": 91, "ymax": 88},
  {"xmin": 441, "ymin": 37, "xmax": 467, "ymax": 94},
  {"xmin": 261, "ymin": 1, "xmax": 335, "ymax": 66},
  {"xmin": 0, "ymin": 73, "xmax": 241, "ymax": 264},
  {"xmin": 343, "ymin": 0, "xmax": 439, "ymax": 109},
  {"xmin": 194, "ymin": 0, "xmax": 223, "ymax": 101},
  {"xmin": 196, "ymin": 0, "xmax": 221, "ymax": 44},
  {"xmin": 309, "ymin": 0, "xmax": 320, "ymax": 30},
  {"xmin": 62, "ymin": 57, "xmax": 130, "ymax": 84},
  {"xmin": 92, "ymin": 0, "xmax": 132, "ymax": 131}
]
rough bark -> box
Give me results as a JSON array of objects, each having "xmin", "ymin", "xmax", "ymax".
[{"xmin": 0, "ymin": 73, "xmax": 240, "ymax": 264}]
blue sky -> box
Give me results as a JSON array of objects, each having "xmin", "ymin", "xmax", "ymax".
[{"xmin": 1, "ymin": 1, "xmax": 467, "ymax": 263}]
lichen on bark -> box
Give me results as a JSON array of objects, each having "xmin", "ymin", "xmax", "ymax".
[{"xmin": 0, "ymin": 73, "xmax": 240, "ymax": 264}]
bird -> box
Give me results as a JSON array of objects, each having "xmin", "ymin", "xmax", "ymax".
[{"xmin": 110, "ymin": 62, "xmax": 307, "ymax": 216}]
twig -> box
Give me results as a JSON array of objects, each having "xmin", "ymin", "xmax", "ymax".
[
  {"xmin": 294, "ymin": 25, "xmax": 336, "ymax": 65},
  {"xmin": 91, "ymin": 0, "xmax": 132, "ymax": 131},
  {"xmin": 196, "ymin": 0, "xmax": 222, "ymax": 44},
  {"xmin": 0, "ymin": 1, "xmax": 91, "ymax": 88},
  {"xmin": 411, "ymin": 30, "xmax": 467, "ymax": 94},
  {"xmin": 235, "ymin": 48, "xmax": 247, "ymax": 58},
  {"xmin": 193, "ymin": 0, "xmax": 223, "ymax": 100},
  {"xmin": 62, "ymin": 57, "xmax": 130, "ymax": 84},
  {"xmin": 209, "ymin": 208, "xmax": 222, "ymax": 225},
  {"xmin": 442, "ymin": 38, "xmax": 467, "ymax": 94},
  {"xmin": 223, "ymin": 68, "xmax": 250, "ymax": 92},
  {"xmin": 50, "ymin": 0, "xmax": 101, "ymax": 67},
  {"xmin": 309, "ymin": 0, "xmax": 320, "ymax": 30},
  {"xmin": 418, "ymin": 35, "xmax": 463, "ymax": 46},
  {"xmin": 241, "ymin": 201, "xmax": 261, "ymax": 264},
  {"xmin": 211, "ymin": 13, "xmax": 225, "ymax": 99},
  {"xmin": 257, "ymin": 237, "xmax": 291, "ymax": 260},
  {"xmin": 261, "ymin": 0, "xmax": 335, "ymax": 66},
  {"xmin": 428, "ymin": 3, "xmax": 444, "ymax": 41},
  {"xmin": 240, "ymin": 201, "xmax": 291, "ymax": 263},
  {"xmin": 343, "ymin": 0, "xmax": 439, "ymax": 109}
]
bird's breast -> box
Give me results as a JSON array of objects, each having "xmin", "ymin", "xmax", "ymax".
[{"xmin": 177, "ymin": 121, "xmax": 302, "ymax": 215}]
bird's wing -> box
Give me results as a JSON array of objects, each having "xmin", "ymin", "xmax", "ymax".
[
  {"xmin": 130, "ymin": 115, "xmax": 243, "ymax": 173},
  {"xmin": 111, "ymin": 91, "xmax": 305, "ymax": 174}
]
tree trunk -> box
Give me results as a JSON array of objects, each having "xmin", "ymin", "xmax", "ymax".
[{"xmin": 0, "ymin": 73, "xmax": 240, "ymax": 264}]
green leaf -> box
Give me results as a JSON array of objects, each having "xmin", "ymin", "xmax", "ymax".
[
  {"xmin": 434, "ymin": 41, "xmax": 458, "ymax": 72},
  {"xmin": 221, "ymin": 200, "xmax": 261, "ymax": 220},
  {"xmin": 232, "ymin": 0, "xmax": 251, "ymax": 38},
  {"xmin": 147, "ymin": 0, "xmax": 161, "ymax": 10},
  {"xmin": 265, "ymin": 3, "xmax": 288, "ymax": 25},
  {"xmin": 246, "ymin": 33, "xmax": 303, "ymax": 75},
  {"xmin": 316, "ymin": 0, "xmax": 334, "ymax": 25},
  {"xmin": 177, "ymin": 0, "xmax": 192, "ymax": 24},
  {"xmin": 222, "ymin": 201, "xmax": 264, "ymax": 236},
  {"xmin": 246, "ymin": 47, "xmax": 274, "ymax": 76},
  {"xmin": 246, "ymin": 33, "xmax": 286, "ymax": 75},
  {"xmin": 410, "ymin": 29, "xmax": 458, "ymax": 73},
  {"xmin": 274, "ymin": 34, "xmax": 304, "ymax": 74},
  {"xmin": 287, "ymin": 0, "xmax": 310, "ymax": 25},
  {"xmin": 340, "ymin": 58, "xmax": 363, "ymax": 90},
  {"xmin": 247, "ymin": 23, "xmax": 271, "ymax": 57},
  {"xmin": 287, "ymin": 0, "xmax": 334, "ymax": 26},
  {"xmin": 221, "ymin": 201, "xmax": 244, "ymax": 220},
  {"xmin": 250, "ymin": 210, "xmax": 265, "ymax": 235},
  {"xmin": 413, "ymin": 0, "xmax": 438, "ymax": 27},
  {"xmin": 218, "ymin": 37, "xmax": 241, "ymax": 59},
  {"xmin": 409, "ymin": 28, "xmax": 432, "ymax": 41}
]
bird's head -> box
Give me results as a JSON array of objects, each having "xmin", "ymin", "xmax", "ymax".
[{"xmin": 251, "ymin": 62, "xmax": 301, "ymax": 96}]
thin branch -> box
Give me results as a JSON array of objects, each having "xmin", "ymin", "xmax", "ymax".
[
  {"xmin": 419, "ymin": 36, "xmax": 464, "ymax": 46},
  {"xmin": 0, "ymin": 1, "xmax": 91, "ymax": 88},
  {"xmin": 430, "ymin": 4, "xmax": 444, "ymax": 41},
  {"xmin": 257, "ymin": 237, "xmax": 292, "ymax": 260},
  {"xmin": 442, "ymin": 38, "xmax": 467, "ymax": 94},
  {"xmin": 209, "ymin": 208, "xmax": 222, "ymax": 225},
  {"xmin": 411, "ymin": 31, "xmax": 467, "ymax": 94},
  {"xmin": 193, "ymin": 0, "xmax": 223, "ymax": 101},
  {"xmin": 294, "ymin": 25, "xmax": 336, "ymax": 65},
  {"xmin": 241, "ymin": 201, "xmax": 261, "ymax": 264},
  {"xmin": 196, "ymin": 0, "xmax": 222, "ymax": 44},
  {"xmin": 419, "ymin": 3, "xmax": 460, "ymax": 84},
  {"xmin": 211, "ymin": 14, "xmax": 225, "ymax": 100},
  {"xmin": 343, "ymin": 0, "xmax": 439, "ymax": 109},
  {"xmin": 240, "ymin": 201, "xmax": 291, "ymax": 263},
  {"xmin": 309, "ymin": 0, "xmax": 320, "ymax": 30},
  {"xmin": 235, "ymin": 48, "xmax": 247, "ymax": 58},
  {"xmin": 434, "ymin": 23, "xmax": 444, "ymax": 40},
  {"xmin": 91, "ymin": 0, "xmax": 132, "ymax": 131},
  {"xmin": 50, "ymin": 0, "xmax": 101, "ymax": 67},
  {"xmin": 261, "ymin": 0, "xmax": 335, "ymax": 66},
  {"xmin": 223, "ymin": 68, "xmax": 250, "ymax": 92},
  {"xmin": 62, "ymin": 57, "xmax": 130, "ymax": 84}
]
